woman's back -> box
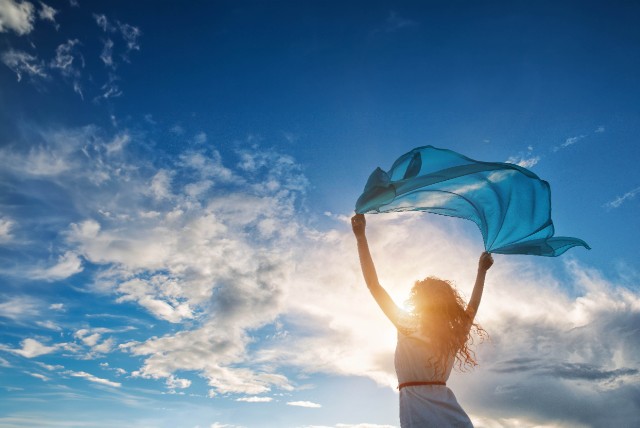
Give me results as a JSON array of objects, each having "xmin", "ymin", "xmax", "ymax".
[
  {"xmin": 395, "ymin": 326, "xmax": 455, "ymax": 384},
  {"xmin": 396, "ymin": 328, "xmax": 473, "ymax": 428}
]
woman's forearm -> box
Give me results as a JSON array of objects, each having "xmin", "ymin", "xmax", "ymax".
[
  {"xmin": 356, "ymin": 235, "xmax": 381, "ymax": 289},
  {"xmin": 467, "ymin": 252, "xmax": 493, "ymax": 319},
  {"xmin": 467, "ymin": 269, "xmax": 486, "ymax": 318}
]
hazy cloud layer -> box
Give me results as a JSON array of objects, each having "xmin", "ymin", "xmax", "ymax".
[{"xmin": 0, "ymin": 124, "xmax": 637, "ymax": 426}]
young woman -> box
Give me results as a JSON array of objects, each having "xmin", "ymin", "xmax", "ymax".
[{"xmin": 351, "ymin": 213, "xmax": 493, "ymax": 427}]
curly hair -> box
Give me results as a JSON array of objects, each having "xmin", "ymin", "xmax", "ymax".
[{"xmin": 405, "ymin": 276, "xmax": 487, "ymax": 377}]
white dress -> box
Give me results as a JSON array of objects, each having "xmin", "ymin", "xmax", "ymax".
[{"xmin": 395, "ymin": 326, "xmax": 474, "ymax": 428}]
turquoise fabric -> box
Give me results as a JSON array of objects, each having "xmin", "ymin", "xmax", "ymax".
[{"xmin": 355, "ymin": 146, "xmax": 589, "ymax": 256}]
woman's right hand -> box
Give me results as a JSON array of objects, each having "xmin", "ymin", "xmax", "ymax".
[{"xmin": 351, "ymin": 213, "xmax": 366, "ymax": 237}]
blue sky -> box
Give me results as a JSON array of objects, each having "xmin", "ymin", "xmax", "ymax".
[{"xmin": 1, "ymin": 1, "xmax": 639, "ymax": 427}]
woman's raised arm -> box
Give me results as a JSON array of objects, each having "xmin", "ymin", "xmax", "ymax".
[
  {"xmin": 466, "ymin": 251, "xmax": 494, "ymax": 321},
  {"xmin": 351, "ymin": 214, "xmax": 403, "ymax": 328}
]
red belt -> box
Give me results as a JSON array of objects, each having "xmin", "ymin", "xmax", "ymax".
[{"xmin": 398, "ymin": 381, "xmax": 446, "ymax": 390}]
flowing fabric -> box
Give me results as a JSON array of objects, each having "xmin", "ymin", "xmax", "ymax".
[{"xmin": 355, "ymin": 146, "xmax": 589, "ymax": 256}]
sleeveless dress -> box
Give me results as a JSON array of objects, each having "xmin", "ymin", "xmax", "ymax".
[{"xmin": 395, "ymin": 324, "xmax": 474, "ymax": 428}]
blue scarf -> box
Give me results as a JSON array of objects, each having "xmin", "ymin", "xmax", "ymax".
[{"xmin": 355, "ymin": 146, "xmax": 589, "ymax": 256}]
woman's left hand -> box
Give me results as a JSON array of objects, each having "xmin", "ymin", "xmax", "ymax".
[{"xmin": 479, "ymin": 251, "xmax": 494, "ymax": 271}]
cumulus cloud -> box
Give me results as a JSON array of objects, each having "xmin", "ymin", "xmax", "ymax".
[
  {"xmin": 37, "ymin": 1, "xmax": 56, "ymax": 27},
  {"xmin": 29, "ymin": 251, "xmax": 83, "ymax": 281},
  {"xmin": 1, "ymin": 338, "xmax": 62, "ymax": 358},
  {"xmin": 166, "ymin": 375, "xmax": 191, "ymax": 389},
  {"xmin": 1, "ymin": 124, "xmax": 638, "ymax": 426},
  {"xmin": 0, "ymin": 126, "xmax": 306, "ymax": 394},
  {"xmin": 0, "ymin": 0, "xmax": 36, "ymax": 35}
]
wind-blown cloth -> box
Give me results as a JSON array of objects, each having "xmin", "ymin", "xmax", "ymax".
[{"xmin": 355, "ymin": 145, "xmax": 590, "ymax": 256}]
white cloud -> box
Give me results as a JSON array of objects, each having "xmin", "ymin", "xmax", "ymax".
[
  {"xmin": 2, "ymin": 338, "xmax": 61, "ymax": 358},
  {"xmin": 553, "ymin": 134, "xmax": 587, "ymax": 152},
  {"xmin": 561, "ymin": 135, "xmax": 586, "ymax": 148},
  {"xmin": 27, "ymin": 371, "xmax": 50, "ymax": 381},
  {"xmin": 66, "ymin": 370, "xmax": 121, "ymax": 387},
  {"xmin": 29, "ymin": 251, "xmax": 83, "ymax": 281},
  {"xmin": 2, "ymin": 124, "xmax": 638, "ymax": 425},
  {"xmin": 36, "ymin": 362, "xmax": 63, "ymax": 371},
  {"xmin": 193, "ymin": 131, "xmax": 207, "ymax": 145},
  {"xmin": 170, "ymin": 124, "xmax": 184, "ymax": 135},
  {"xmin": 99, "ymin": 38, "xmax": 114, "ymax": 67},
  {"xmin": 595, "ymin": 126, "xmax": 605, "ymax": 133},
  {"xmin": 49, "ymin": 303, "xmax": 64, "ymax": 311},
  {"xmin": 118, "ymin": 22, "xmax": 141, "ymax": 52},
  {"xmin": 93, "ymin": 13, "xmax": 109, "ymax": 31},
  {"xmin": 505, "ymin": 155, "xmax": 540, "ymax": 169},
  {"xmin": 97, "ymin": 74, "xmax": 122, "ymax": 100},
  {"xmin": 0, "ymin": 217, "xmax": 14, "ymax": 242},
  {"xmin": 37, "ymin": 1, "xmax": 56, "ymax": 25},
  {"xmin": 166, "ymin": 375, "xmax": 191, "ymax": 389},
  {"xmin": 0, "ymin": 0, "xmax": 36, "ymax": 35},
  {"xmin": 35, "ymin": 320, "xmax": 62, "ymax": 331},
  {"xmin": 180, "ymin": 150, "xmax": 235, "ymax": 182},
  {"xmin": 0, "ymin": 296, "xmax": 41, "ymax": 321},
  {"xmin": 50, "ymin": 39, "xmax": 84, "ymax": 97},
  {"xmin": 287, "ymin": 400, "xmax": 322, "ymax": 408},
  {"xmin": 148, "ymin": 169, "xmax": 174, "ymax": 200},
  {"xmin": 235, "ymin": 396, "xmax": 272, "ymax": 402},
  {"xmin": 105, "ymin": 133, "xmax": 129, "ymax": 154},
  {"xmin": 93, "ymin": 13, "xmax": 141, "ymax": 63},
  {"xmin": 73, "ymin": 328, "xmax": 120, "ymax": 356},
  {"xmin": 50, "ymin": 39, "xmax": 82, "ymax": 74},
  {"xmin": 603, "ymin": 186, "xmax": 640, "ymax": 210},
  {"xmin": 1, "ymin": 49, "xmax": 48, "ymax": 81}
]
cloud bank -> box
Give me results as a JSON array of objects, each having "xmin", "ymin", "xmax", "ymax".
[{"xmin": 0, "ymin": 123, "xmax": 638, "ymax": 427}]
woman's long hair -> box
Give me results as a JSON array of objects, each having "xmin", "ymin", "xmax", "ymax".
[{"xmin": 405, "ymin": 276, "xmax": 487, "ymax": 377}]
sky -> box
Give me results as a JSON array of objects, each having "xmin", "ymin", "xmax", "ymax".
[{"xmin": 0, "ymin": 1, "xmax": 639, "ymax": 427}]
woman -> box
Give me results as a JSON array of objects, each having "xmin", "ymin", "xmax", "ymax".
[{"xmin": 351, "ymin": 213, "xmax": 493, "ymax": 427}]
